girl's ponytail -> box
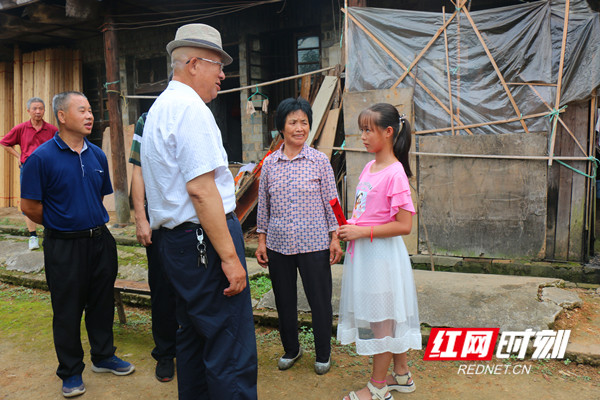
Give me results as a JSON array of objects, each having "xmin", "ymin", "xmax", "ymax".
[{"xmin": 394, "ymin": 115, "xmax": 412, "ymax": 178}]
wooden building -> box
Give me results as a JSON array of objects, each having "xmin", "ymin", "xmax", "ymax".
[{"xmin": 1, "ymin": 0, "xmax": 599, "ymax": 264}]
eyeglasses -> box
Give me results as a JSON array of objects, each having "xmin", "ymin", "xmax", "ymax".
[{"xmin": 186, "ymin": 57, "xmax": 225, "ymax": 71}]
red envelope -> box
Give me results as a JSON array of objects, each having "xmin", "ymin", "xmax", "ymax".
[{"xmin": 329, "ymin": 198, "xmax": 347, "ymax": 226}]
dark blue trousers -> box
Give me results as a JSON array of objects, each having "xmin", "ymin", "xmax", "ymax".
[
  {"xmin": 159, "ymin": 215, "xmax": 258, "ymax": 400},
  {"xmin": 43, "ymin": 226, "xmax": 117, "ymax": 380},
  {"xmin": 267, "ymin": 249, "xmax": 333, "ymax": 363},
  {"xmin": 146, "ymin": 229, "xmax": 178, "ymax": 361}
]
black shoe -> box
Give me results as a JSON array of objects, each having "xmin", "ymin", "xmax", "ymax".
[{"xmin": 155, "ymin": 358, "xmax": 175, "ymax": 382}]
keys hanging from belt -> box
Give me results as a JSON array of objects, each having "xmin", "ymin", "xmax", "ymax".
[{"xmin": 196, "ymin": 228, "xmax": 207, "ymax": 269}]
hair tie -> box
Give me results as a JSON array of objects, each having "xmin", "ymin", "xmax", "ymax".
[{"xmin": 399, "ymin": 114, "xmax": 406, "ymax": 125}]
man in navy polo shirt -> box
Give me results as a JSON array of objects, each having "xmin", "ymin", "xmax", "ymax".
[{"xmin": 21, "ymin": 91, "xmax": 135, "ymax": 398}]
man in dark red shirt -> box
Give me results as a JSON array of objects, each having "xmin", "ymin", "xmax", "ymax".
[{"xmin": 1, "ymin": 97, "xmax": 58, "ymax": 250}]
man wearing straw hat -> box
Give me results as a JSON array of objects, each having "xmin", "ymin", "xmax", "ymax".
[{"xmin": 141, "ymin": 24, "xmax": 258, "ymax": 399}]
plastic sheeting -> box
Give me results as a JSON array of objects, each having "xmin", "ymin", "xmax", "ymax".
[{"xmin": 346, "ymin": 0, "xmax": 600, "ymax": 136}]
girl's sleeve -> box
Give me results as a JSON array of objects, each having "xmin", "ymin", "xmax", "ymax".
[{"xmin": 387, "ymin": 166, "xmax": 416, "ymax": 218}]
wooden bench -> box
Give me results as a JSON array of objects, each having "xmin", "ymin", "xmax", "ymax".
[{"xmin": 113, "ymin": 279, "xmax": 151, "ymax": 324}]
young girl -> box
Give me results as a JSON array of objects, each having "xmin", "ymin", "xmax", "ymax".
[{"xmin": 337, "ymin": 103, "xmax": 421, "ymax": 400}]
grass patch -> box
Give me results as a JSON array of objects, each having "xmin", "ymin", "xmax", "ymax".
[
  {"xmin": 249, "ymin": 275, "xmax": 272, "ymax": 300},
  {"xmin": 116, "ymin": 244, "xmax": 148, "ymax": 270}
]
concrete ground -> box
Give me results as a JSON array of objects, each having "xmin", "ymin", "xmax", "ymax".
[{"xmin": 0, "ymin": 207, "xmax": 599, "ymax": 366}]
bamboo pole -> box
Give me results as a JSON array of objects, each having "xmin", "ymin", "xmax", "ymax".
[
  {"xmin": 461, "ymin": 7, "xmax": 529, "ymax": 133},
  {"xmin": 586, "ymin": 90, "xmax": 597, "ymax": 233},
  {"xmin": 391, "ymin": 5, "xmax": 461, "ymax": 87},
  {"xmin": 548, "ymin": 0, "xmax": 571, "ymax": 166},
  {"xmin": 325, "ymin": 145, "xmax": 593, "ymax": 162},
  {"xmin": 415, "ymin": 111, "xmax": 550, "ymax": 135},
  {"xmin": 344, "ymin": 0, "xmax": 348, "ymax": 80},
  {"xmin": 343, "ymin": 8, "xmax": 474, "ymax": 135},
  {"xmin": 507, "ymin": 82, "xmax": 557, "ymax": 87},
  {"xmin": 442, "ymin": 7, "xmax": 455, "ymax": 136},
  {"xmin": 526, "ymin": 83, "xmax": 586, "ymax": 156},
  {"xmin": 125, "ymin": 66, "xmax": 337, "ymax": 99},
  {"xmin": 456, "ymin": 2, "xmax": 461, "ymax": 124},
  {"xmin": 412, "ymin": 152, "xmax": 592, "ymax": 161}
]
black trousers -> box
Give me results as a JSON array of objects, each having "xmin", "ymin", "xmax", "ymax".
[
  {"xmin": 159, "ymin": 215, "xmax": 258, "ymax": 400},
  {"xmin": 146, "ymin": 229, "xmax": 178, "ymax": 361},
  {"xmin": 43, "ymin": 226, "xmax": 117, "ymax": 380},
  {"xmin": 267, "ymin": 249, "xmax": 333, "ymax": 363}
]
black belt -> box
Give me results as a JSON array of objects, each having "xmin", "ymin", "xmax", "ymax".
[
  {"xmin": 45, "ymin": 226, "xmax": 104, "ymax": 239},
  {"xmin": 165, "ymin": 212, "xmax": 236, "ymax": 231}
]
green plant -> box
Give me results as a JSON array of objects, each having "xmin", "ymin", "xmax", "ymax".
[
  {"xmin": 298, "ymin": 326, "xmax": 315, "ymax": 353},
  {"xmin": 249, "ymin": 275, "xmax": 272, "ymax": 300}
]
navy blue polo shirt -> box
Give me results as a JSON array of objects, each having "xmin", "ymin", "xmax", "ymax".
[{"xmin": 21, "ymin": 132, "xmax": 113, "ymax": 231}]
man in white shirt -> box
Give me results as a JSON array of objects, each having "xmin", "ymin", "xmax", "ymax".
[{"xmin": 141, "ymin": 24, "xmax": 257, "ymax": 400}]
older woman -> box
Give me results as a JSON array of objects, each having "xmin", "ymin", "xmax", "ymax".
[{"xmin": 256, "ymin": 97, "xmax": 343, "ymax": 375}]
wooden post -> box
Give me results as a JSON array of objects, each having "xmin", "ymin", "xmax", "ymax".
[{"xmin": 103, "ymin": 16, "xmax": 131, "ymax": 225}]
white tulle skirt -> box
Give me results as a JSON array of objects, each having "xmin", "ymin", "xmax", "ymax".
[{"xmin": 337, "ymin": 235, "xmax": 422, "ymax": 355}]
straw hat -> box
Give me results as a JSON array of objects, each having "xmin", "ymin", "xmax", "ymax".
[{"xmin": 166, "ymin": 23, "xmax": 233, "ymax": 65}]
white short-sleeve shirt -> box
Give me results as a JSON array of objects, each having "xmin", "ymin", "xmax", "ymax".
[{"xmin": 141, "ymin": 80, "xmax": 235, "ymax": 229}]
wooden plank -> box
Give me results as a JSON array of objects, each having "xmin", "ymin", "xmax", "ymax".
[
  {"xmin": 554, "ymin": 105, "xmax": 576, "ymax": 260},
  {"xmin": 33, "ymin": 50, "xmax": 45, "ymax": 103},
  {"xmin": 0, "ymin": 62, "xmax": 12, "ymax": 207},
  {"xmin": 315, "ymin": 107, "xmax": 340, "ymax": 160},
  {"xmin": 42, "ymin": 49, "xmax": 52, "ymax": 123},
  {"xmin": 21, "ymin": 52, "xmax": 34, "ymax": 105},
  {"xmin": 13, "ymin": 47, "xmax": 21, "ymax": 128},
  {"xmin": 342, "ymin": 88, "xmax": 417, "ymax": 253},
  {"xmin": 568, "ymin": 102, "xmax": 589, "ymax": 261},
  {"xmin": 419, "ymin": 132, "xmax": 548, "ymax": 259},
  {"xmin": 307, "ymin": 75, "xmax": 338, "ymax": 145},
  {"xmin": 8, "ymin": 50, "xmax": 18, "ymax": 207}
]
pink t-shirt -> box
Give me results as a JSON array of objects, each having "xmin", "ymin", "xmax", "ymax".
[{"xmin": 348, "ymin": 160, "xmax": 415, "ymax": 227}]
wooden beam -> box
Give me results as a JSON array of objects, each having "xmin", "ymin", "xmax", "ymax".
[{"xmin": 103, "ymin": 16, "xmax": 131, "ymax": 225}]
